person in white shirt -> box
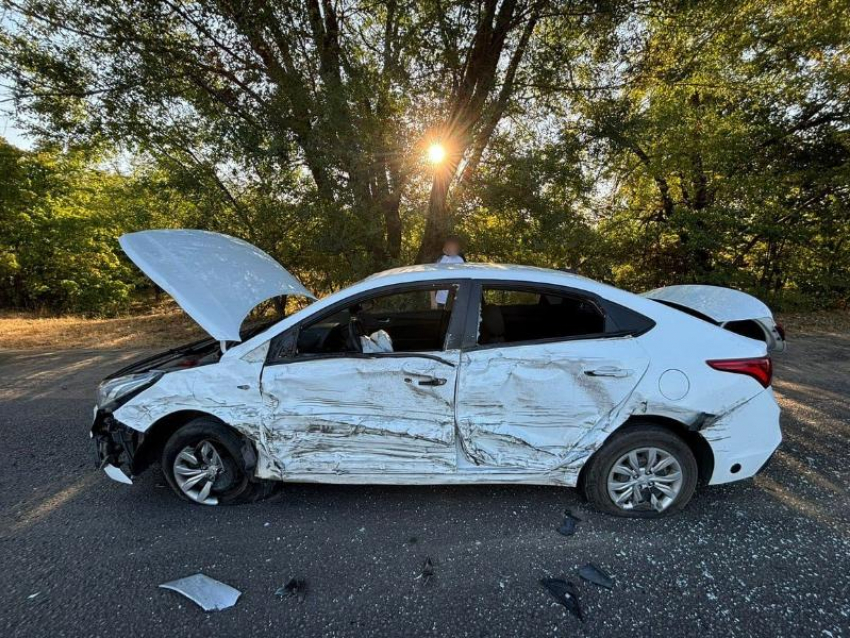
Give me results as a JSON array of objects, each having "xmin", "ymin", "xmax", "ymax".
[{"xmin": 432, "ymin": 235, "xmax": 465, "ymax": 308}]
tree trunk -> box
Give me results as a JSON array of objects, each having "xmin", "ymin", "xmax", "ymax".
[
  {"xmin": 416, "ymin": 170, "xmax": 453, "ymax": 263},
  {"xmin": 413, "ymin": 0, "xmax": 531, "ymax": 263},
  {"xmin": 383, "ymin": 194, "xmax": 403, "ymax": 261}
]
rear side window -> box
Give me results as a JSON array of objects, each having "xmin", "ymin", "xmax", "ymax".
[{"xmin": 478, "ymin": 286, "xmax": 606, "ymax": 345}]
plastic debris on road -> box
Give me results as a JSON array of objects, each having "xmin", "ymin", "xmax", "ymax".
[
  {"xmin": 540, "ymin": 578, "xmax": 584, "ymax": 622},
  {"xmin": 159, "ymin": 573, "xmax": 241, "ymax": 611},
  {"xmin": 419, "ymin": 557, "xmax": 435, "ymax": 584},
  {"xmin": 556, "ymin": 509, "xmax": 582, "ymax": 536},
  {"xmin": 579, "ymin": 563, "xmax": 615, "ymax": 589},
  {"xmin": 275, "ymin": 578, "xmax": 308, "ymax": 602}
]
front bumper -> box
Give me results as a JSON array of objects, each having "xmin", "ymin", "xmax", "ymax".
[{"xmin": 91, "ymin": 408, "xmax": 142, "ymax": 484}]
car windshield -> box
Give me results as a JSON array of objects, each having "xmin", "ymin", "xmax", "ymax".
[{"xmin": 228, "ymin": 294, "xmax": 316, "ymax": 347}]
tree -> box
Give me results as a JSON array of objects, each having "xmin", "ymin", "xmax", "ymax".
[
  {"xmin": 1, "ymin": 0, "xmax": 549, "ymax": 268},
  {"xmin": 540, "ymin": 0, "xmax": 850, "ymax": 301},
  {"xmin": 0, "ymin": 137, "xmax": 204, "ymax": 313},
  {"xmin": 2, "ymin": 0, "xmax": 849, "ymax": 313},
  {"xmin": 415, "ymin": 0, "xmax": 544, "ymax": 261}
]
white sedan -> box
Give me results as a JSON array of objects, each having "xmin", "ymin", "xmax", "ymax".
[{"xmin": 92, "ymin": 230, "xmax": 784, "ymax": 517}]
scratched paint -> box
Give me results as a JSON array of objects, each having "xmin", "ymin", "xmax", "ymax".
[
  {"xmin": 115, "ymin": 343, "xmax": 268, "ymax": 440},
  {"xmin": 696, "ymin": 390, "xmax": 782, "ymax": 484},
  {"xmin": 455, "ymin": 338, "xmax": 649, "ymax": 473},
  {"xmin": 258, "ymin": 354, "xmax": 459, "ymax": 476}
]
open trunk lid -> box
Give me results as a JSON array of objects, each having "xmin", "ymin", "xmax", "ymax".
[
  {"xmin": 120, "ymin": 230, "xmax": 315, "ymax": 342},
  {"xmin": 642, "ymin": 284, "xmax": 786, "ymax": 352}
]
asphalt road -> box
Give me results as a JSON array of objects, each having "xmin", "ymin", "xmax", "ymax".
[{"xmin": 1, "ymin": 336, "xmax": 849, "ymax": 637}]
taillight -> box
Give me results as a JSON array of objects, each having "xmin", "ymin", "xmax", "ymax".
[{"xmin": 707, "ymin": 356, "xmax": 773, "ymax": 388}]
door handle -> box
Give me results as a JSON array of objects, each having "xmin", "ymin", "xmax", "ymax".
[
  {"xmin": 417, "ymin": 377, "xmax": 447, "ymax": 386},
  {"xmin": 376, "ymin": 318, "xmax": 391, "ymax": 324},
  {"xmin": 584, "ymin": 367, "xmax": 631, "ymax": 378}
]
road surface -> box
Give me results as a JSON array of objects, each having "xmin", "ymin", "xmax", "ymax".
[{"xmin": 1, "ymin": 336, "xmax": 848, "ymax": 637}]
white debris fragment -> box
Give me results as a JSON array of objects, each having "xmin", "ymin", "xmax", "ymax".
[{"xmin": 159, "ymin": 573, "xmax": 241, "ymax": 611}]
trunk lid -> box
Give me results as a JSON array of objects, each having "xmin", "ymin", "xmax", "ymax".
[
  {"xmin": 120, "ymin": 230, "xmax": 315, "ymax": 342},
  {"xmin": 641, "ymin": 284, "xmax": 785, "ymax": 352}
]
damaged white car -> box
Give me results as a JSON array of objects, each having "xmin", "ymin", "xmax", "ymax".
[{"xmin": 92, "ymin": 230, "xmax": 784, "ymax": 517}]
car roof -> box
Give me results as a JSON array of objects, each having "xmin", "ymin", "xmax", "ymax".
[{"xmin": 365, "ymin": 262, "xmax": 589, "ymax": 285}]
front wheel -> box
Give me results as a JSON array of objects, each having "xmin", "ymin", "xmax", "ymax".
[
  {"xmin": 582, "ymin": 424, "xmax": 698, "ymax": 518},
  {"xmin": 161, "ymin": 417, "xmax": 277, "ymax": 505}
]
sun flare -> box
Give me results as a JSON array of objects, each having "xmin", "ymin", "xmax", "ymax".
[{"xmin": 426, "ymin": 143, "xmax": 446, "ymax": 164}]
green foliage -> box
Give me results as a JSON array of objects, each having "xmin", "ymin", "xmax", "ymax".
[
  {"xmin": 0, "ymin": 139, "xmax": 199, "ymax": 313},
  {"xmin": 0, "ymin": 0, "xmax": 848, "ymax": 314},
  {"xmin": 562, "ymin": 0, "xmax": 850, "ymax": 306}
]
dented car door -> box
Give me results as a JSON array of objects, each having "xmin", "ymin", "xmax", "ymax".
[
  {"xmin": 257, "ymin": 285, "xmax": 466, "ymax": 477},
  {"xmin": 260, "ymin": 355, "xmax": 459, "ymax": 475},
  {"xmin": 456, "ymin": 285, "xmax": 651, "ymax": 473}
]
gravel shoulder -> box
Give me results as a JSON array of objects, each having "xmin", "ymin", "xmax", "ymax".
[{"xmin": 1, "ymin": 335, "xmax": 848, "ymax": 638}]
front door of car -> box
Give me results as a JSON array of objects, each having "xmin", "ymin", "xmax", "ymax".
[
  {"xmin": 259, "ymin": 283, "xmax": 468, "ymax": 476},
  {"xmin": 455, "ymin": 284, "xmax": 651, "ymax": 474}
]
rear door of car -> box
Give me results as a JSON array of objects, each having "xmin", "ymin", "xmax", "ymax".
[{"xmin": 455, "ymin": 281, "xmax": 653, "ymax": 474}]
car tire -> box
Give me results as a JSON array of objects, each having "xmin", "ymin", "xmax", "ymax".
[
  {"xmin": 582, "ymin": 424, "xmax": 698, "ymax": 518},
  {"xmin": 161, "ymin": 417, "xmax": 278, "ymax": 505}
]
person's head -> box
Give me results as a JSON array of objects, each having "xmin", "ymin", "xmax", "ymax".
[{"xmin": 443, "ymin": 235, "xmax": 461, "ymax": 257}]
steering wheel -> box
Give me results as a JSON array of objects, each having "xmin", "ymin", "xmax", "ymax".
[{"xmin": 346, "ymin": 315, "xmax": 366, "ymax": 352}]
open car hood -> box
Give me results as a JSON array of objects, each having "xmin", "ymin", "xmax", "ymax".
[
  {"xmin": 641, "ymin": 285, "xmax": 772, "ymax": 323},
  {"xmin": 120, "ymin": 230, "xmax": 315, "ymax": 342}
]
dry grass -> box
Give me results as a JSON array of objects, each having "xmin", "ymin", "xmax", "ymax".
[
  {"xmin": 0, "ymin": 304, "xmax": 205, "ymax": 351},
  {"xmin": 1, "ymin": 303, "xmax": 847, "ymax": 352}
]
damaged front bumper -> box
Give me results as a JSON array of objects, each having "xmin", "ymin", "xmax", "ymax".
[{"xmin": 91, "ymin": 408, "xmax": 142, "ymax": 485}]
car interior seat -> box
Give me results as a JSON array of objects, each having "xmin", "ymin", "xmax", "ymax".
[{"xmin": 479, "ymin": 304, "xmax": 506, "ymax": 344}]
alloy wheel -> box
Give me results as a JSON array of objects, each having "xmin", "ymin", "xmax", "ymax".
[
  {"xmin": 172, "ymin": 440, "xmax": 228, "ymax": 505},
  {"xmin": 606, "ymin": 447, "xmax": 684, "ymax": 513}
]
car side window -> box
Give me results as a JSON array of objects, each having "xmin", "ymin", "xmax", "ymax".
[
  {"xmin": 478, "ymin": 285, "xmax": 606, "ymax": 346},
  {"xmin": 268, "ymin": 286, "xmax": 459, "ymax": 362}
]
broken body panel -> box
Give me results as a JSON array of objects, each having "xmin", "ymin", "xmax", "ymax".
[
  {"xmin": 456, "ymin": 337, "xmax": 650, "ymax": 472},
  {"xmin": 94, "ymin": 236, "xmax": 782, "ymax": 493}
]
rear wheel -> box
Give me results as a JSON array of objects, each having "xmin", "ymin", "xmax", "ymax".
[
  {"xmin": 161, "ymin": 417, "xmax": 277, "ymax": 505},
  {"xmin": 582, "ymin": 424, "xmax": 698, "ymax": 518}
]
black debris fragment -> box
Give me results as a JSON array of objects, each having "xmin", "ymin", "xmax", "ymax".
[
  {"xmin": 408, "ymin": 536, "xmax": 418, "ymax": 544},
  {"xmin": 579, "ymin": 563, "xmax": 615, "ymax": 590},
  {"xmin": 420, "ymin": 557, "xmax": 435, "ymax": 584},
  {"xmin": 275, "ymin": 578, "xmax": 308, "ymax": 602},
  {"xmin": 556, "ymin": 517, "xmax": 577, "ymax": 536},
  {"xmin": 540, "ymin": 578, "xmax": 584, "ymax": 622},
  {"xmin": 556, "ymin": 510, "xmax": 582, "ymax": 536}
]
